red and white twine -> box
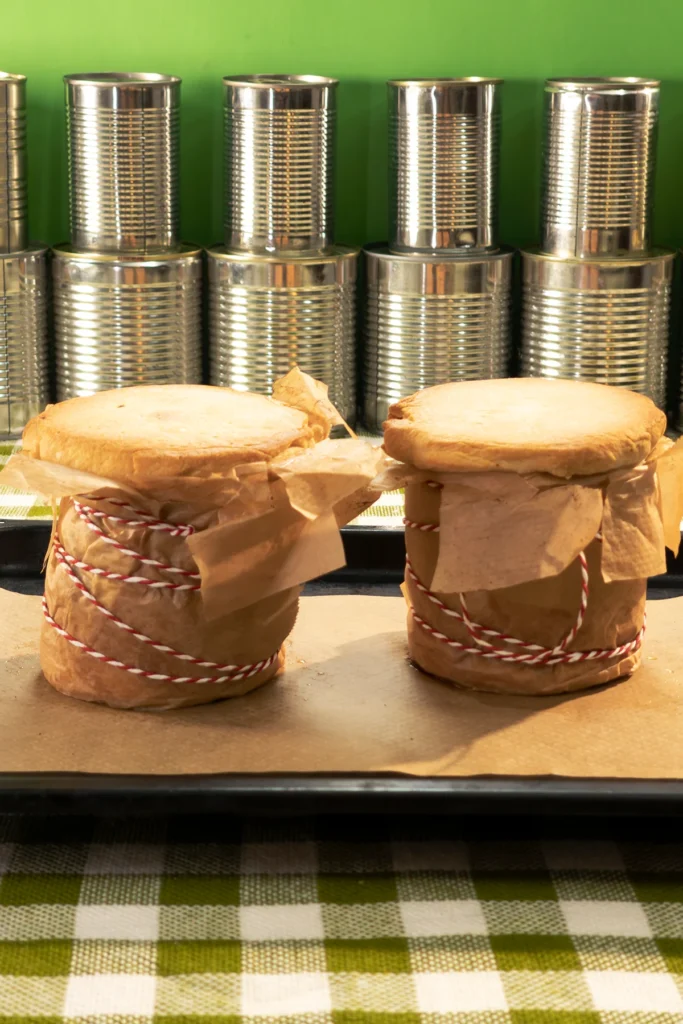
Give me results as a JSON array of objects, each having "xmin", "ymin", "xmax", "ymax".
[
  {"xmin": 405, "ymin": 506, "xmax": 644, "ymax": 666},
  {"xmin": 43, "ymin": 498, "xmax": 278, "ymax": 685}
]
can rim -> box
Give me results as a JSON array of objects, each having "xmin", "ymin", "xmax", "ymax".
[
  {"xmin": 387, "ymin": 76, "xmax": 502, "ymax": 87},
  {"xmin": 52, "ymin": 242, "xmax": 201, "ymax": 263},
  {"xmin": 0, "ymin": 71, "xmax": 27, "ymax": 84},
  {"xmin": 64, "ymin": 72, "xmax": 181, "ymax": 87},
  {"xmin": 546, "ymin": 76, "xmax": 659, "ymax": 91},
  {"xmin": 207, "ymin": 243, "xmax": 357, "ymax": 264},
  {"xmin": 363, "ymin": 242, "xmax": 514, "ymax": 263},
  {"xmin": 223, "ymin": 74, "xmax": 338, "ymax": 88},
  {"xmin": 0, "ymin": 243, "xmax": 48, "ymax": 260},
  {"xmin": 521, "ymin": 246, "xmax": 674, "ymax": 265}
]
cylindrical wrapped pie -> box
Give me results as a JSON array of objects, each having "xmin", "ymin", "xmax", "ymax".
[
  {"xmin": 383, "ymin": 377, "xmax": 680, "ymax": 696},
  {"xmin": 19, "ymin": 376, "xmax": 381, "ymax": 710}
]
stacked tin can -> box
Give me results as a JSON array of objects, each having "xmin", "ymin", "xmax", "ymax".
[
  {"xmin": 0, "ymin": 72, "xmax": 49, "ymax": 438},
  {"xmin": 521, "ymin": 78, "xmax": 673, "ymax": 411},
  {"xmin": 53, "ymin": 73, "xmax": 201, "ymax": 400},
  {"xmin": 208, "ymin": 75, "xmax": 357, "ymax": 422},
  {"xmin": 363, "ymin": 78, "xmax": 513, "ymax": 431}
]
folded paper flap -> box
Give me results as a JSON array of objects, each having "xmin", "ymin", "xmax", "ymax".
[
  {"xmin": 656, "ymin": 436, "xmax": 683, "ymax": 556},
  {"xmin": 272, "ymin": 439, "xmax": 386, "ymax": 519},
  {"xmin": 431, "ymin": 478, "xmax": 604, "ymax": 594},
  {"xmin": 0, "ymin": 452, "xmax": 146, "ymax": 504},
  {"xmin": 272, "ymin": 367, "xmax": 349, "ymax": 441},
  {"xmin": 422, "ymin": 444, "xmax": 683, "ymax": 595}
]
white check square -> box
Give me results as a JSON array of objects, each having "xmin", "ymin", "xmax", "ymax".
[
  {"xmin": 401, "ymin": 900, "xmax": 488, "ymax": 937},
  {"xmin": 241, "ymin": 972, "xmax": 332, "ymax": 1015},
  {"xmin": 414, "ymin": 971, "xmax": 508, "ymax": 1012},
  {"xmin": 585, "ymin": 970, "xmax": 683, "ymax": 1012},
  {"xmin": 74, "ymin": 903, "xmax": 159, "ymax": 940},
  {"xmin": 84, "ymin": 843, "xmax": 165, "ymax": 875},
  {"xmin": 240, "ymin": 902, "xmax": 324, "ymax": 941},
  {"xmin": 561, "ymin": 899, "xmax": 652, "ymax": 937},
  {"xmin": 392, "ymin": 840, "xmax": 469, "ymax": 872},
  {"xmin": 240, "ymin": 841, "xmax": 318, "ymax": 874},
  {"xmin": 64, "ymin": 973, "xmax": 157, "ymax": 1016}
]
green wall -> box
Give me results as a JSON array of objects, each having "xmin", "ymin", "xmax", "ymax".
[{"xmin": 5, "ymin": 0, "xmax": 683, "ymax": 252}]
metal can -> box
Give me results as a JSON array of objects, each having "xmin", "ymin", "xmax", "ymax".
[
  {"xmin": 223, "ymin": 75, "xmax": 337, "ymax": 254},
  {"xmin": 207, "ymin": 245, "xmax": 357, "ymax": 423},
  {"xmin": 65, "ymin": 73, "xmax": 180, "ymax": 253},
  {"xmin": 542, "ymin": 78, "xmax": 659, "ymax": 258},
  {"xmin": 363, "ymin": 245, "xmax": 513, "ymax": 431},
  {"xmin": 0, "ymin": 72, "xmax": 27, "ymax": 254},
  {"xmin": 388, "ymin": 78, "xmax": 501, "ymax": 253},
  {"xmin": 521, "ymin": 248, "xmax": 674, "ymax": 409},
  {"xmin": 0, "ymin": 246, "xmax": 49, "ymax": 437},
  {"xmin": 52, "ymin": 245, "xmax": 202, "ymax": 400}
]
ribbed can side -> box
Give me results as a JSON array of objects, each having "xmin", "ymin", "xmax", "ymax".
[
  {"xmin": 363, "ymin": 246, "xmax": 513, "ymax": 431},
  {"xmin": 0, "ymin": 248, "xmax": 49, "ymax": 437},
  {"xmin": 53, "ymin": 248, "xmax": 202, "ymax": 400}
]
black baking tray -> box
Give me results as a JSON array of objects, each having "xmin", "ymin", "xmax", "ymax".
[{"xmin": 2, "ymin": 517, "xmax": 683, "ymax": 815}]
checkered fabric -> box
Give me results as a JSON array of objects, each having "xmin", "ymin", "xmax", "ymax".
[
  {"xmin": 0, "ymin": 440, "xmax": 405, "ymax": 526},
  {"xmin": 0, "ymin": 814, "xmax": 681, "ymax": 1021}
]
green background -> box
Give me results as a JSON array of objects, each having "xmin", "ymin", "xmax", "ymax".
[{"xmin": 4, "ymin": 0, "xmax": 683, "ymax": 252}]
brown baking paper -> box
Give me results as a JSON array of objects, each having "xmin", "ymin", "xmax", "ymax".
[
  {"xmin": 0, "ymin": 371, "xmax": 386, "ymax": 615},
  {"xmin": 0, "ymin": 371, "xmax": 386, "ymax": 709},
  {"xmin": 2, "ymin": 587, "xmax": 683, "ymax": 779},
  {"xmin": 377, "ymin": 439, "xmax": 683, "ymax": 596},
  {"xmin": 390, "ymin": 437, "xmax": 683, "ymax": 696}
]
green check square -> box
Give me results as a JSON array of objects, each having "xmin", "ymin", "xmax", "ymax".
[
  {"xmin": 159, "ymin": 875, "xmax": 240, "ymax": 905},
  {"xmin": 656, "ymin": 937, "xmax": 683, "ymax": 972},
  {"xmin": 240, "ymin": 873, "xmax": 318, "ymax": 906},
  {"xmin": 319, "ymin": 874, "xmax": 398, "ymax": 905},
  {"xmin": 510, "ymin": 1014, "xmax": 601, "ymax": 1024},
  {"xmin": 490, "ymin": 934, "xmax": 581, "ymax": 971},
  {"xmin": 157, "ymin": 940, "xmax": 241, "ymax": 975},
  {"xmin": 0, "ymin": 941, "xmax": 72, "ymax": 976},
  {"xmin": 0, "ymin": 1019, "xmax": 65, "ymax": 1024},
  {"xmin": 326, "ymin": 938, "xmax": 411, "ymax": 973},
  {"xmin": 0, "ymin": 874, "xmax": 82, "ymax": 905},
  {"xmin": 154, "ymin": 1017, "xmax": 241, "ymax": 1024},
  {"xmin": 79, "ymin": 873, "xmax": 161, "ymax": 904},
  {"xmin": 472, "ymin": 871, "xmax": 558, "ymax": 902},
  {"xmin": 332, "ymin": 1015, "xmax": 421, "ymax": 1024},
  {"xmin": 630, "ymin": 872, "xmax": 683, "ymax": 902},
  {"xmin": 27, "ymin": 505, "xmax": 52, "ymax": 518}
]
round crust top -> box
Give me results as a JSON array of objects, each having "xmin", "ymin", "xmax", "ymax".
[
  {"xmin": 383, "ymin": 378, "xmax": 666, "ymax": 477},
  {"xmin": 23, "ymin": 385, "xmax": 313, "ymax": 487}
]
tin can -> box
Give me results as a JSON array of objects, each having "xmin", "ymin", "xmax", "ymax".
[
  {"xmin": 208, "ymin": 245, "xmax": 357, "ymax": 422},
  {"xmin": 542, "ymin": 77, "xmax": 659, "ymax": 258},
  {"xmin": 0, "ymin": 72, "xmax": 27, "ymax": 254},
  {"xmin": 521, "ymin": 248, "xmax": 674, "ymax": 409},
  {"xmin": 389, "ymin": 78, "xmax": 501, "ymax": 253},
  {"xmin": 65, "ymin": 73, "xmax": 180, "ymax": 253},
  {"xmin": 224, "ymin": 75, "xmax": 336, "ymax": 254},
  {"xmin": 52, "ymin": 245, "xmax": 202, "ymax": 400},
  {"xmin": 0, "ymin": 246, "xmax": 49, "ymax": 437},
  {"xmin": 363, "ymin": 245, "xmax": 513, "ymax": 431}
]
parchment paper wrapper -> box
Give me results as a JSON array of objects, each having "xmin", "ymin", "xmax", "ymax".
[
  {"xmin": 394, "ymin": 437, "xmax": 683, "ymax": 696},
  {"xmin": 0, "ymin": 370, "xmax": 385, "ymax": 710}
]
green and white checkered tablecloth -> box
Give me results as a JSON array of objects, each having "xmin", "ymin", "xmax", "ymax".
[
  {"xmin": 0, "ymin": 440, "xmax": 405, "ymax": 526},
  {"xmin": 0, "ymin": 814, "xmax": 681, "ymax": 1021}
]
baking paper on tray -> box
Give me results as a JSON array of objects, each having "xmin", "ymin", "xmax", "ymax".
[{"xmin": 2, "ymin": 588, "xmax": 683, "ymax": 780}]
